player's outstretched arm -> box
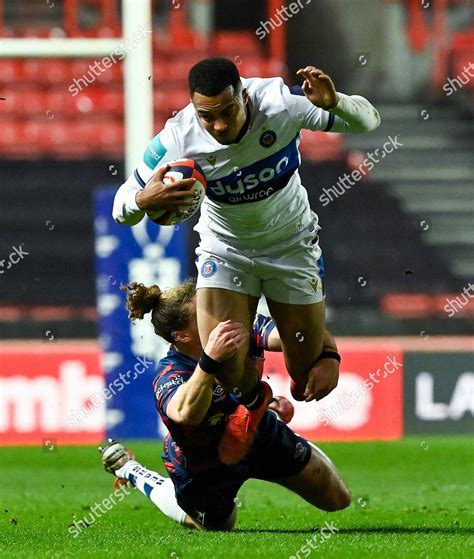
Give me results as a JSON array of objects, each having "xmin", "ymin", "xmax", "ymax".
[
  {"xmin": 286, "ymin": 66, "xmax": 380, "ymax": 134},
  {"xmin": 166, "ymin": 321, "xmax": 249, "ymax": 425}
]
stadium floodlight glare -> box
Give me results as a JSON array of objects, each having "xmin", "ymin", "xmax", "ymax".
[{"xmin": 0, "ymin": 0, "xmax": 153, "ymax": 176}]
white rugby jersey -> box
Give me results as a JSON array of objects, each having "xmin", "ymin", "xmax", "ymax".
[{"xmin": 113, "ymin": 77, "xmax": 379, "ymax": 248}]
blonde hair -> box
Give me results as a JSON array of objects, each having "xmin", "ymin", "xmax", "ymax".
[{"xmin": 121, "ymin": 278, "xmax": 196, "ymax": 343}]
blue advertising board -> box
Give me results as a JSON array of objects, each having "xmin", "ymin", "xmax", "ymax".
[{"xmin": 94, "ymin": 186, "xmax": 190, "ymax": 439}]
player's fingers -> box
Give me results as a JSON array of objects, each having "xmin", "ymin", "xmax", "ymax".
[
  {"xmin": 166, "ymin": 178, "xmax": 197, "ymax": 191},
  {"xmin": 167, "ymin": 190, "xmax": 196, "ymax": 200},
  {"xmin": 231, "ymin": 332, "xmax": 249, "ymax": 350},
  {"xmin": 314, "ymin": 387, "xmax": 332, "ymax": 401},
  {"xmin": 304, "ymin": 373, "xmax": 323, "ymax": 401},
  {"xmin": 217, "ymin": 322, "xmax": 245, "ymax": 337},
  {"xmin": 168, "ymin": 196, "xmax": 195, "ymax": 206},
  {"xmin": 300, "ymin": 65, "xmax": 317, "ymax": 74},
  {"xmin": 154, "ymin": 163, "xmax": 171, "ymax": 180},
  {"xmin": 297, "ymin": 68, "xmax": 313, "ymax": 79}
]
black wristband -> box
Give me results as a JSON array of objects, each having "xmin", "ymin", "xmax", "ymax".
[
  {"xmin": 198, "ymin": 351, "xmax": 222, "ymax": 375},
  {"xmin": 316, "ymin": 350, "xmax": 341, "ymax": 364}
]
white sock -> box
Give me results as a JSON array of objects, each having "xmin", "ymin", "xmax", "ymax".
[{"xmin": 115, "ymin": 460, "xmax": 186, "ymax": 525}]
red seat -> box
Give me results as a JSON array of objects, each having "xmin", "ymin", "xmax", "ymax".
[
  {"xmin": 0, "ymin": 120, "xmax": 24, "ymax": 149},
  {"xmin": 3, "ymin": 89, "xmax": 50, "ymax": 116},
  {"xmin": 0, "ymin": 60, "xmax": 25, "ymax": 84},
  {"xmin": 23, "ymin": 60, "xmax": 71, "ymax": 85}
]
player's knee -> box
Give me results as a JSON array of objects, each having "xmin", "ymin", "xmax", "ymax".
[{"xmin": 324, "ymin": 484, "xmax": 351, "ymax": 512}]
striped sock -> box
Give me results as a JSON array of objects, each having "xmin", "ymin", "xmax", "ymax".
[{"xmin": 115, "ymin": 460, "xmax": 186, "ymax": 525}]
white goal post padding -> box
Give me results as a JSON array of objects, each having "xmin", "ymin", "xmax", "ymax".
[{"xmin": 0, "ymin": 0, "xmax": 153, "ymax": 175}]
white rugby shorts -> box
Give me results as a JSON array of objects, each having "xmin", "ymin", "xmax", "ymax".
[{"xmin": 195, "ymin": 218, "xmax": 325, "ymax": 305}]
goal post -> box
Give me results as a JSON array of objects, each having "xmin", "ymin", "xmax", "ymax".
[{"xmin": 0, "ymin": 0, "xmax": 153, "ymax": 176}]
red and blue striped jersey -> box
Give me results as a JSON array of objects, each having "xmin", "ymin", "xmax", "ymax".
[{"xmin": 153, "ymin": 313, "xmax": 275, "ymax": 472}]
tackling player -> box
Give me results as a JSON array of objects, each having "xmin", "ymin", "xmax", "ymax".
[
  {"xmin": 99, "ymin": 279, "xmax": 350, "ymax": 530},
  {"xmin": 113, "ymin": 57, "xmax": 380, "ymax": 463}
]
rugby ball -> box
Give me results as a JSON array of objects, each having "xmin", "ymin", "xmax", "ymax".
[{"xmin": 147, "ymin": 159, "xmax": 207, "ymax": 226}]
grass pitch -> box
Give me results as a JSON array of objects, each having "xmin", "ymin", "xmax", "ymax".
[{"xmin": 1, "ymin": 436, "xmax": 473, "ymax": 558}]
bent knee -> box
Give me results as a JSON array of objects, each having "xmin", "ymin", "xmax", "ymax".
[{"xmin": 323, "ymin": 486, "xmax": 352, "ymax": 512}]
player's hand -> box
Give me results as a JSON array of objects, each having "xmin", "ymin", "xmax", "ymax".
[
  {"xmin": 303, "ymin": 356, "xmax": 339, "ymax": 402},
  {"xmin": 296, "ymin": 66, "xmax": 338, "ymax": 110},
  {"xmin": 135, "ymin": 164, "xmax": 197, "ymax": 213},
  {"xmin": 205, "ymin": 320, "xmax": 249, "ymax": 363}
]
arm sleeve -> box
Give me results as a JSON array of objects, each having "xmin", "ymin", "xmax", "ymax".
[
  {"xmin": 328, "ymin": 92, "xmax": 381, "ymax": 133},
  {"xmin": 112, "ymin": 126, "xmax": 182, "ymax": 226},
  {"xmin": 282, "ymin": 83, "xmax": 380, "ymax": 134}
]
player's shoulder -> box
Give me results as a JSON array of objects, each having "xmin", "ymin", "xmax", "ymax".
[
  {"xmin": 154, "ymin": 348, "xmax": 194, "ymax": 384},
  {"xmin": 144, "ymin": 104, "xmax": 195, "ymax": 167},
  {"xmin": 152, "ymin": 103, "xmax": 194, "ymax": 142},
  {"xmin": 242, "ymin": 76, "xmax": 288, "ymax": 112}
]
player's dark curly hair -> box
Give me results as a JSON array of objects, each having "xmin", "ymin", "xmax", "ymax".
[
  {"xmin": 121, "ymin": 279, "xmax": 197, "ymax": 343},
  {"xmin": 188, "ymin": 57, "xmax": 241, "ymax": 97}
]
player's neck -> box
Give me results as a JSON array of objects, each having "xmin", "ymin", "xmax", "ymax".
[
  {"xmin": 172, "ymin": 342, "xmax": 202, "ymax": 362},
  {"xmin": 232, "ymin": 101, "xmax": 252, "ymax": 144}
]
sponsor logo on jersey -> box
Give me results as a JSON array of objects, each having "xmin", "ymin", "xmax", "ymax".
[
  {"xmin": 144, "ymin": 134, "xmax": 168, "ymax": 168},
  {"xmin": 201, "ymin": 260, "xmax": 217, "ymax": 278},
  {"xmin": 155, "ymin": 375, "xmax": 186, "ymax": 396},
  {"xmin": 206, "ymin": 136, "xmax": 300, "ymax": 205},
  {"xmin": 212, "ymin": 384, "xmax": 226, "ymax": 402},
  {"xmin": 259, "ymin": 130, "xmax": 277, "ymax": 148}
]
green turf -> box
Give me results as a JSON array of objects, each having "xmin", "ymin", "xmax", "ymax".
[{"xmin": 1, "ymin": 436, "xmax": 473, "ymax": 558}]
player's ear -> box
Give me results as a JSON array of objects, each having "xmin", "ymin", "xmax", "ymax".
[
  {"xmin": 242, "ymin": 88, "xmax": 249, "ymax": 105},
  {"xmin": 173, "ymin": 330, "xmax": 190, "ymax": 343}
]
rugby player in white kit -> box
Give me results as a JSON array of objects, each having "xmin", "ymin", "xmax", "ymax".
[{"xmin": 113, "ymin": 57, "xmax": 380, "ymax": 464}]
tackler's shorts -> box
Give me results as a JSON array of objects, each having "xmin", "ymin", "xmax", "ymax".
[
  {"xmin": 163, "ymin": 411, "xmax": 312, "ymax": 528},
  {"xmin": 195, "ymin": 217, "xmax": 325, "ymax": 305}
]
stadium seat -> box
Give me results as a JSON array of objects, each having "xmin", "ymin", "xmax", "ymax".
[
  {"xmin": 23, "ymin": 60, "xmax": 72, "ymax": 85},
  {"xmin": 1, "ymin": 89, "xmax": 47, "ymax": 116},
  {"xmin": 0, "ymin": 60, "xmax": 25, "ymax": 84}
]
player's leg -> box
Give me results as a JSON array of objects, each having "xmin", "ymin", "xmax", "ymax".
[
  {"xmin": 275, "ymin": 442, "xmax": 351, "ymax": 512},
  {"xmin": 261, "ymin": 222, "xmax": 335, "ymax": 401},
  {"xmin": 265, "ymin": 298, "xmax": 326, "ymax": 398},
  {"xmin": 98, "ymin": 439, "xmax": 195, "ymax": 528},
  {"xmin": 249, "ymin": 412, "xmax": 350, "ymax": 512},
  {"xmin": 196, "ymin": 286, "xmax": 259, "ymax": 395},
  {"xmin": 171, "ymin": 469, "xmax": 245, "ymax": 531}
]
